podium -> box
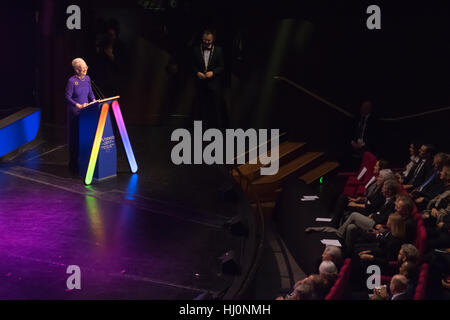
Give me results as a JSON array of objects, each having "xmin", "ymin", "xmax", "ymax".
[{"xmin": 77, "ymin": 96, "xmax": 137, "ymax": 185}]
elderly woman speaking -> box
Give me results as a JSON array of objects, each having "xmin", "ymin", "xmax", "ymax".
[{"xmin": 65, "ymin": 58, "xmax": 97, "ymax": 172}]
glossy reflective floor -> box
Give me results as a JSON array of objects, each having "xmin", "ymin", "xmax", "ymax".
[{"xmin": 0, "ymin": 125, "xmax": 249, "ymax": 299}]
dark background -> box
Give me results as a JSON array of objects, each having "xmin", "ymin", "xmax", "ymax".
[{"xmin": 2, "ymin": 0, "xmax": 450, "ymax": 164}]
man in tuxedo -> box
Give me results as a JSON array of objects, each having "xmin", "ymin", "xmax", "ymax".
[
  {"xmin": 404, "ymin": 144, "xmax": 436, "ymax": 189},
  {"xmin": 192, "ymin": 29, "xmax": 225, "ymax": 128}
]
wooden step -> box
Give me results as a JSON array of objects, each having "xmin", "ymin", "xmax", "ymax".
[
  {"xmin": 253, "ymin": 151, "xmax": 324, "ymax": 186},
  {"xmin": 299, "ymin": 161, "xmax": 340, "ymax": 184},
  {"xmin": 236, "ymin": 141, "xmax": 306, "ymax": 181},
  {"xmin": 232, "ymin": 131, "xmax": 287, "ymax": 165}
]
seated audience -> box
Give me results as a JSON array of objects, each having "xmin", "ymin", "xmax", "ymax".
[
  {"xmin": 346, "ymin": 169, "xmax": 395, "ymax": 216},
  {"xmin": 411, "ymin": 152, "xmax": 448, "ymax": 211},
  {"xmin": 423, "ymin": 159, "xmax": 450, "ymax": 249},
  {"xmin": 399, "ymin": 260, "xmax": 419, "ymax": 297},
  {"xmin": 354, "ymin": 213, "xmax": 407, "ymax": 266},
  {"xmin": 293, "ymin": 274, "xmax": 330, "ymax": 299},
  {"xmin": 387, "ymin": 195, "xmax": 416, "ymax": 242},
  {"xmin": 327, "ymin": 179, "xmax": 399, "ymax": 248},
  {"xmin": 321, "ymin": 245, "xmax": 343, "ymax": 270},
  {"xmin": 403, "ymin": 144, "xmax": 436, "ymax": 190},
  {"xmin": 276, "ymin": 282, "xmax": 313, "ymax": 300},
  {"xmin": 330, "ymin": 161, "xmax": 390, "ymax": 227},
  {"xmin": 297, "ymin": 136, "xmax": 448, "ymax": 299},
  {"xmin": 319, "ymin": 260, "xmax": 338, "ymax": 284},
  {"xmin": 398, "ymin": 243, "xmax": 420, "ymax": 265},
  {"xmin": 399, "ymin": 141, "xmax": 421, "ymax": 182},
  {"xmin": 371, "ymin": 274, "xmax": 410, "ymax": 300},
  {"xmin": 306, "ymin": 172, "xmax": 398, "ymax": 237}
]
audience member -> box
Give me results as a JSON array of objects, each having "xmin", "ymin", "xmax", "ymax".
[
  {"xmin": 400, "ymin": 141, "xmax": 421, "ymax": 181},
  {"xmin": 329, "ymin": 179, "xmax": 399, "ymax": 248},
  {"xmin": 355, "ymin": 213, "xmax": 406, "ymax": 266},
  {"xmin": 399, "ymin": 261, "xmax": 419, "ymax": 297},
  {"xmin": 319, "ymin": 260, "xmax": 338, "ymax": 284},
  {"xmin": 372, "ymin": 274, "xmax": 409, "ymax": 300},
  {"xmin": 404, "ymin": 144, "xmax": 436, "ymax": 189},
  {"xmin": 423, "ymin": 159, "xmax": 450, "ymax": 249},
  {"xmin": 411, "ymin": 152, "xmax": 448, "ymax": 211},
  {"xmin": 322, "ymin": 245, "xmax": 343, "ymax": 269},
  {"xmin": 326, "ymin": 169, "xmax": 396, "ymax": 228},
  {"xmin": 398, "ymin": 244, "xmax": 420, "ymax": 265}
]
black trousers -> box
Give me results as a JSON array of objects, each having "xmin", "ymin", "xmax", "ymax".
[{"xmin": 196, "ymin": 83, "xmax": 222, "ymax": 129}]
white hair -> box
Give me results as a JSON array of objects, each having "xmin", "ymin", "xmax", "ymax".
[
  {"xmin": 319, "ymin": 260, "xmax": 338, "ymax": 278},
  {"xmin": 378, "ymin": 169, "xmax": 395, "ymax": 182},
  {"xmin": 325, "ymin": 245, "xmax": 343, "ymax": 267},
  {"xmin": 72, "ymin": 58, "xmax": 87, "ymax": 69},
  {"xmin": 294, "ymin": 283, "xmax": 313, "ymax": 300}
]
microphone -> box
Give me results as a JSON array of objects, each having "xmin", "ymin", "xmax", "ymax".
[
  {"xmin": 90, "ymin": 80, "xmax": 103, "ymax": 100},
  {"xmin": 91, "ymin": 79, "xmax": 106, "ymax": 100},
  {"xmin": 90, "ymin": 84, "xmax": 102, "ymax": 101}
]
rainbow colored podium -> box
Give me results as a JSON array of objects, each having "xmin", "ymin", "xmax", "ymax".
[{"xmin": 78, "ymin": 96, "xmax": 137, "ymax": 185}]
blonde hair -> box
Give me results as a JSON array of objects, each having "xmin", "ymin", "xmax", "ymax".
[{"xmin": 388, "ymin": 213, "xmax": 406, "ymax": 239}]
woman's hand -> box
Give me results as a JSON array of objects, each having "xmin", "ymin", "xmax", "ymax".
[
  {"xmin": 82, "ymin": 103, "xmax": 89, "ymax": 108},
  {"xmin": 76, "ymin": 103, "xmax": 83, "ymax": 109},
  {"xmin": 348, "ymin": 201, "xmax": 363, "ymax": 208},
  {"xmin": 415, "ymin": 197, "xmax": 425, "ymax": 204},
  {"xmin": 442, "ymin": 279, "xmax": 450, "ymax": 290},
  {"xmin": 359, "ymin": 254, "xmax": 374, "ymax": 260},
  {"xmin": 431, "ymin": 208, "xmax": 439, "ymax": 218},
  {"xmin": 374, "ymin": 286, "xmax": 389, "ymax": 299}
]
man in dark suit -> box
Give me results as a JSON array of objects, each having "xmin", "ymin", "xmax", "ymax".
[
  {"xmin": 351, "ymin": 100, "xmax": 379, "ymax": 154},
  {"xmin": 192, "ymin": 29, "xmax": 225, "ymax": 128},
  {"xmin": 404, "ymin": 144, "xmax": 436, "ymax": 189},
  {"xmin": 334, "ymin": 178, "xmax": 399, "ymax": 248},
  {"xmin": 411, "ymin": 152, "xmax": 448, "ymax": 211}
]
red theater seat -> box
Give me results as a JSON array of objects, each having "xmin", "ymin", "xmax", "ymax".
[
  {"xmin": 413, "ymin": 210, "xmax": 427, "ymax": 257},
  {"xmin": 325, "ymin": 258, "xmax": 352, "ymax": 300},
  {"xmin": 379, "ymin": 207, "xmax": 426, "ymax": 284},
  {"xmin": 413, "ymin": 263, "xmax": 429, "ymax": 300},
  {"xmin": 341, "ymin": 152, "xmax": 377, "ymax": 197}
]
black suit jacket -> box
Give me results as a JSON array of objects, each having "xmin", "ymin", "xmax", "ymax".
[
  {"xmin": 372, "ymin": 231, "xmax": 404, "ymax": 263},
  {"xmin": 404, "ymin": 216, "xmax": 417, "ymax": 242},
  {"xmin": 421, "ymin": 174, "xmax": 446, "ymax": 202},
  {"xmin": 372, "ymin": 198, "xmax": 396, "ymax": 225},
  {"xmin": 364, "ymin": 188, "xmax": 385, "ymax": 215},
  {"xmin": 192, "ymin": 44, "xmax": 224, "ymax": 91},
  {"xmin": 405, "ymin": 159, "xmax": 434, "ymax": 187},
  {"xmin": 353, "ymin": 114, "xmax": 379, "ymax": 153}
]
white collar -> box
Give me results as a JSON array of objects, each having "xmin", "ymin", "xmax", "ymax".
[{"xmin": 391, "ymin": 292, "xmax": 406, "ymax": 300}]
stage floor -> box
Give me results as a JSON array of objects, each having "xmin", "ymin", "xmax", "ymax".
[{"xmin": 0, "ymin": 125, "xmax": 250, "ymax": 299}]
